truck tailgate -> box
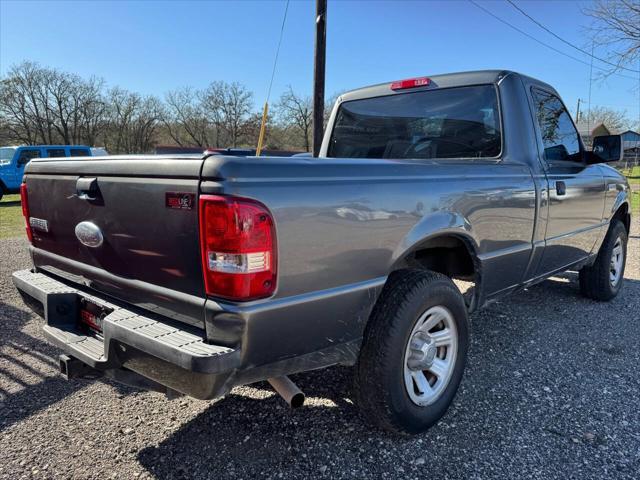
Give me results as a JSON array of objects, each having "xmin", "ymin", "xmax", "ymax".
[{"xmin": 23, "ymin": 156, "xmax": 206, "ymax": 327}]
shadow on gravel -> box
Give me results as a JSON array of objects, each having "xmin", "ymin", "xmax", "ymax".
[
  {"xmin": 138, "ymin": 367, "xmax": 376, "ymax": 479},
  {"xmin": 0, "ymin": 301, "xmax": 87, "ymax": 432},
  {"xmin": 0, "ymin": 300, "xmax": 133, "ymax": 432},
  {"xmin": 137, "ymin": 273, "xmax": 640, "ymax": 479}
]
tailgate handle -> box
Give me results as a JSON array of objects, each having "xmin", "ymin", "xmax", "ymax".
[{"xmin": 76, "ymin": 177, "xmax": 99, "ymax": 200}]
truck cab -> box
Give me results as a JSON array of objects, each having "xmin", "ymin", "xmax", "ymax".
[{"xmin": 0, "ymin": 145, "xmax": 92, "ymax": 200}]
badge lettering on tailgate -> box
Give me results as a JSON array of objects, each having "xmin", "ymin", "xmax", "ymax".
[{"xmin": 166, "ymin": 192, "xmax": 195, "ymax": 210}]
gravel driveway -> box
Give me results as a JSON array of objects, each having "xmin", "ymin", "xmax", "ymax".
[{"xmin": 1, "ymin": 233, "xmax": 639, "ymax": 479}]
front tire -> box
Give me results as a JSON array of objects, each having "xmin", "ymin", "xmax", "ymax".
[
  {"xmin": 354, "ymin": 269, "xmax": 469, "ymax": 435},
  {"xmin": 579, "ymin": 220, "xmax": 627, "ymax": 301}
]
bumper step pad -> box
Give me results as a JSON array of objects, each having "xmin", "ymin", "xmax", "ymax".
[{"xmin": 12, "ymin": 269, "xmax": 240, "ymax": 374}]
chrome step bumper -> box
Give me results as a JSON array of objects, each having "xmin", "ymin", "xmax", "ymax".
[{"xmin": 12, "ymin": 269, "xmax": 241, "ymax": 398}]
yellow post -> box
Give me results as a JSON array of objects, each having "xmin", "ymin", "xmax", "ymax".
[{"xmin": 256, "ymin": 101, "xmax": 269, "ymax": 156}]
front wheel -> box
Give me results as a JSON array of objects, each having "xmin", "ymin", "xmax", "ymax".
[
  {"xmin": 354, "ymin": 269, "xmax": 469, "ymax": 435},
  {"xmin": 579, "ymin": 220, "xmax": 627, "ymax": 301}
]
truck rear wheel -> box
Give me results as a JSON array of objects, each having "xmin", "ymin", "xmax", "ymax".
[
  {"xmin": 579, "ymin": 220, "xmax": 627, "ymax": 301},
  {"xmin": 354, "ymin": 269, "xmax": 469, "ymax": 435}
]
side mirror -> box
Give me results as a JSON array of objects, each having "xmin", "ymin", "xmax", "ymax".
[{"xmin": 591, "ymin": 135, "xmax": 623, "ymax": 163}]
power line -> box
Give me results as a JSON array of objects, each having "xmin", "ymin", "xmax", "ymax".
[
  {"xmin": 257, "ymin": 0, "xmax": 290, "ymax": 156},
  {"xmin": 467, "ymin": 0, "xmax": 638, "ymax": 81},
  {"xmin": 266, "ymin": 0, "xmax": 290, "ymax": 103},
  {"xmin": 506, "ymin": 0, "xmax": 639, "ymax": 74}
]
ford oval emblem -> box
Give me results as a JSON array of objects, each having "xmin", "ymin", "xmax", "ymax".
[{"xmin": 75, "ymin": 221, "xmax": 104, "ymax": 248}]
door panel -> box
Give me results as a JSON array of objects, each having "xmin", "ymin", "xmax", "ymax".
[
  {"xmin": 538, "ymin": 164, "xmax": 604, "ymax": 273},
  {"xmin": 528, "ymin": 88, "xmax": 605, "ymax": 276}
]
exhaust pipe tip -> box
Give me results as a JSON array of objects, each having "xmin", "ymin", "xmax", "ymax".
[
  {"xmin": 289, "ymin": 391, "xmax": 305, "ymax": 409},
  {"xmin": 268, "ymin": 376, "xmax": 305, "ymax": 408}
]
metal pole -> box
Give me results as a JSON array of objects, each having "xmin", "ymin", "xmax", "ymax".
[
  {"xmin": 587, "ymin": 42, "xmax": 594, "ymax": 146},
  {"xmin": 312, "ymin": 0, "xmax": 327, "ymax": 157}
]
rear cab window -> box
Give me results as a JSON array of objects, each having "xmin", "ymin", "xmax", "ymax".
[
  {"xmin": 69, "ymin": 148, "xmax": 90, "ymax": 157},
  {"xmin": 328, "ymin": 85, "xmax": 502, "ymax": 160}
]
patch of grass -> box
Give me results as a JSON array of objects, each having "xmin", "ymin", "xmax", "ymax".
[
  {"xmin": 629, "ymin": 181, "xmax": 640, "ymax": 217},
  {"xmin": 627, "ymin": 165, "xmax": 640, "ymax": 178},
  {"xmin": 619, "ymin": 166, "xmax": 640, "ymax": 216},
  {"xmin": 0, "ymin": 194, "xmax": 25, "ymax": 239}
]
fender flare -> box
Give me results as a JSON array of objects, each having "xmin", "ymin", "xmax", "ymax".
[{"xmin": 388, "ymin": 211, "xmax": 483, "ymax": 311}]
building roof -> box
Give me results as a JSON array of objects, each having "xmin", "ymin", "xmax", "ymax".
[{"xmin": 575, "ymin": 121, "xmax": 611, "ymax": 138}]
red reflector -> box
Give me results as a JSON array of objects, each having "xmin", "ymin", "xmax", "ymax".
[
  {"xmin": 19, "ymin": 183, "xmax": 33, "ymax": 243},
  {"xmin": 199, "ymin": 195, "xmax": 277, "ymax": 301},
  {"xmin": 390, "ymin": 76, "xmax": 431, "ymax": 91}
]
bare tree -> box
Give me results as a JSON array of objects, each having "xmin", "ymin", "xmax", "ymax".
[
  {"xmin": 102, "ymin": 87, "xmax": 161, "ymax": 153},
  {"xmin": 582, "ymin": 106, "xmax": 631, "ymax": 132},
  {"xmin": 0, "ymin": 62, "xmax": 57, "ymax": 144},
  {"xmin": 203, "ymin": 81, "xmax": 253, "ymax": 147},
  {"xmin": 584, "ymin": 0, "xmax": 640, "ymax": 74},
  {"xmin": 162, "ymin": 87, "xmax": 213, "ymax": 147},
  {"xmin": 276, "ymin": 86, "xmax": 312, "ymax": 151},
  {"xmin": 0, "ymin": 62, "xmax": 108, "ymax": 146}
]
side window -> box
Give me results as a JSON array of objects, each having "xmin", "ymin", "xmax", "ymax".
[
  {"xmin": 46, "ymin": 148, "xmax": 67, "ymax": 158},
  {"xmin": 531, "ymin": 88, "xmax": 581, "ymax": 163},
  {"xmin": 17, "ymin": 149, "xmax": 41, "ymax": 166},
  {"xmin": 69, "ymin": 148, "xmax": 90, "ymax": 157}
]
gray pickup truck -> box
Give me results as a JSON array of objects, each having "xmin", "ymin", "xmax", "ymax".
[{"xmin": 13, "ymin": 70, "xmax": 631, "ymax": 435}]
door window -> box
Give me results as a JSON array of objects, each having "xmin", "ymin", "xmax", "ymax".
[
  {"xmin": 531, "ymin": 88, "xmax": 581, "ymax": 163},
  {"xmin": 0, "ymin": 147, "xmax": 17, "ymax": 166},
  {"xmin": 70, "ymin": 148, "xmax": 90, "ymax": 157},
  {"xmin": 17, "ymin": 149, "xmax": 41, "ymax": 166},
  {"xmin": 46, "ymin": 148, "xmax": 67, "ymax": 158}
]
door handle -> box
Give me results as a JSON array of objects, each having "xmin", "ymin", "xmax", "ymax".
[
  {"xmin": 555, "ymin": 181, "xmax": 566, "ymax": 196},
  {"xmin": 76, "ymin": 177, "xmax": 99, "ymax": 201}
]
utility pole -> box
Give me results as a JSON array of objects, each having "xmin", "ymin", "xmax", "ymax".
[
  {"xmin": 576, "ymin": 98, "xmax": 581, "ymax": 123},
  {"xmin": 312, "ymin": 0, "xmax": 327, "ymax": 157}
]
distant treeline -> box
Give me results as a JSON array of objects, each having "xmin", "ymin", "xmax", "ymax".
[{"xmin": 0, "ymin": 61, "xmax": 337, "ymax": 153}]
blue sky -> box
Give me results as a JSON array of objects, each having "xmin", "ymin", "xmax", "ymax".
[{"xmin": 1, "ymin": 0, "xmax": 639, "ymax": 126}]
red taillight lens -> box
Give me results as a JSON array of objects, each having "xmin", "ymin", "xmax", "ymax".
[
  {"xmin": 199, "ymin": 195, "xmax": 277, "ymax": 301},
  {"xmin": 390, "ymin": 76, "xmax": 431, "ymax": 91},
  {"xmin": 20, "ymin": 183, "xmax": 33, "ymax": 243}
]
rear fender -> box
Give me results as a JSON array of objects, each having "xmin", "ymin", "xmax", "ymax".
[
  {"xmin": 389, "ymin": 211, "xmax": 482, "ymax": 309},
  {"xmin": 390, "ymin": 211, "xmax": 478, "ymax": 267}
]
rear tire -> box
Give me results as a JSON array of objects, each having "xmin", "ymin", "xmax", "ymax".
[
  {"xmin": 354, "ymin": 269, "xmax": 469, "ymax": 435},
  {"xmin": 0, "ymin": 185, "xmax": 4, "ymax": 202},
  {"xmin": 579, "ymin": 220, "xmax": 627, "ymax": 301}
]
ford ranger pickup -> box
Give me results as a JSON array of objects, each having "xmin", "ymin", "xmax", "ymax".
[{"xmin": 12, "ymin": 70, "xmax": 631, "ymax": 434}]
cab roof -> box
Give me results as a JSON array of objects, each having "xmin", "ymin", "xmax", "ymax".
[{"xmin": 339, "ymin": 69, "xmax": 557, "ymax": 102}]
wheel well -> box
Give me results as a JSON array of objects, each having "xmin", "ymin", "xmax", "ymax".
[
  {"xmin": 397, "ymin": 235, "xmax": 477, "ymax": 282},
  {"xmin": 612, "ymin": 203, "xmax": 630, "ymax": 235}
]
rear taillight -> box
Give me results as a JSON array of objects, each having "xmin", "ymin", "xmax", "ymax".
[
  {"xmin": 20, "ymin": 183, "xmax": 33, "ymax": 243},
  {"xmin": 199, "ymin": 195, "xmax": 277, "ymax": 301}
]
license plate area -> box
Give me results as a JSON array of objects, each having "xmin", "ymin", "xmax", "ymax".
[{"xmin": 78, "ymin": 297, "xmax": 112, "ymax": 335}]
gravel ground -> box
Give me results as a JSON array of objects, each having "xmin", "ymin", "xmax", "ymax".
[{"xmin": 1, "ymin": 232, "xmax": 639, "ymax": 480}]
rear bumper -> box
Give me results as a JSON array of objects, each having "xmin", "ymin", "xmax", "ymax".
[{"xmin": 12, "ymin": 269, "xmax": 241, "ymax": 399}]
